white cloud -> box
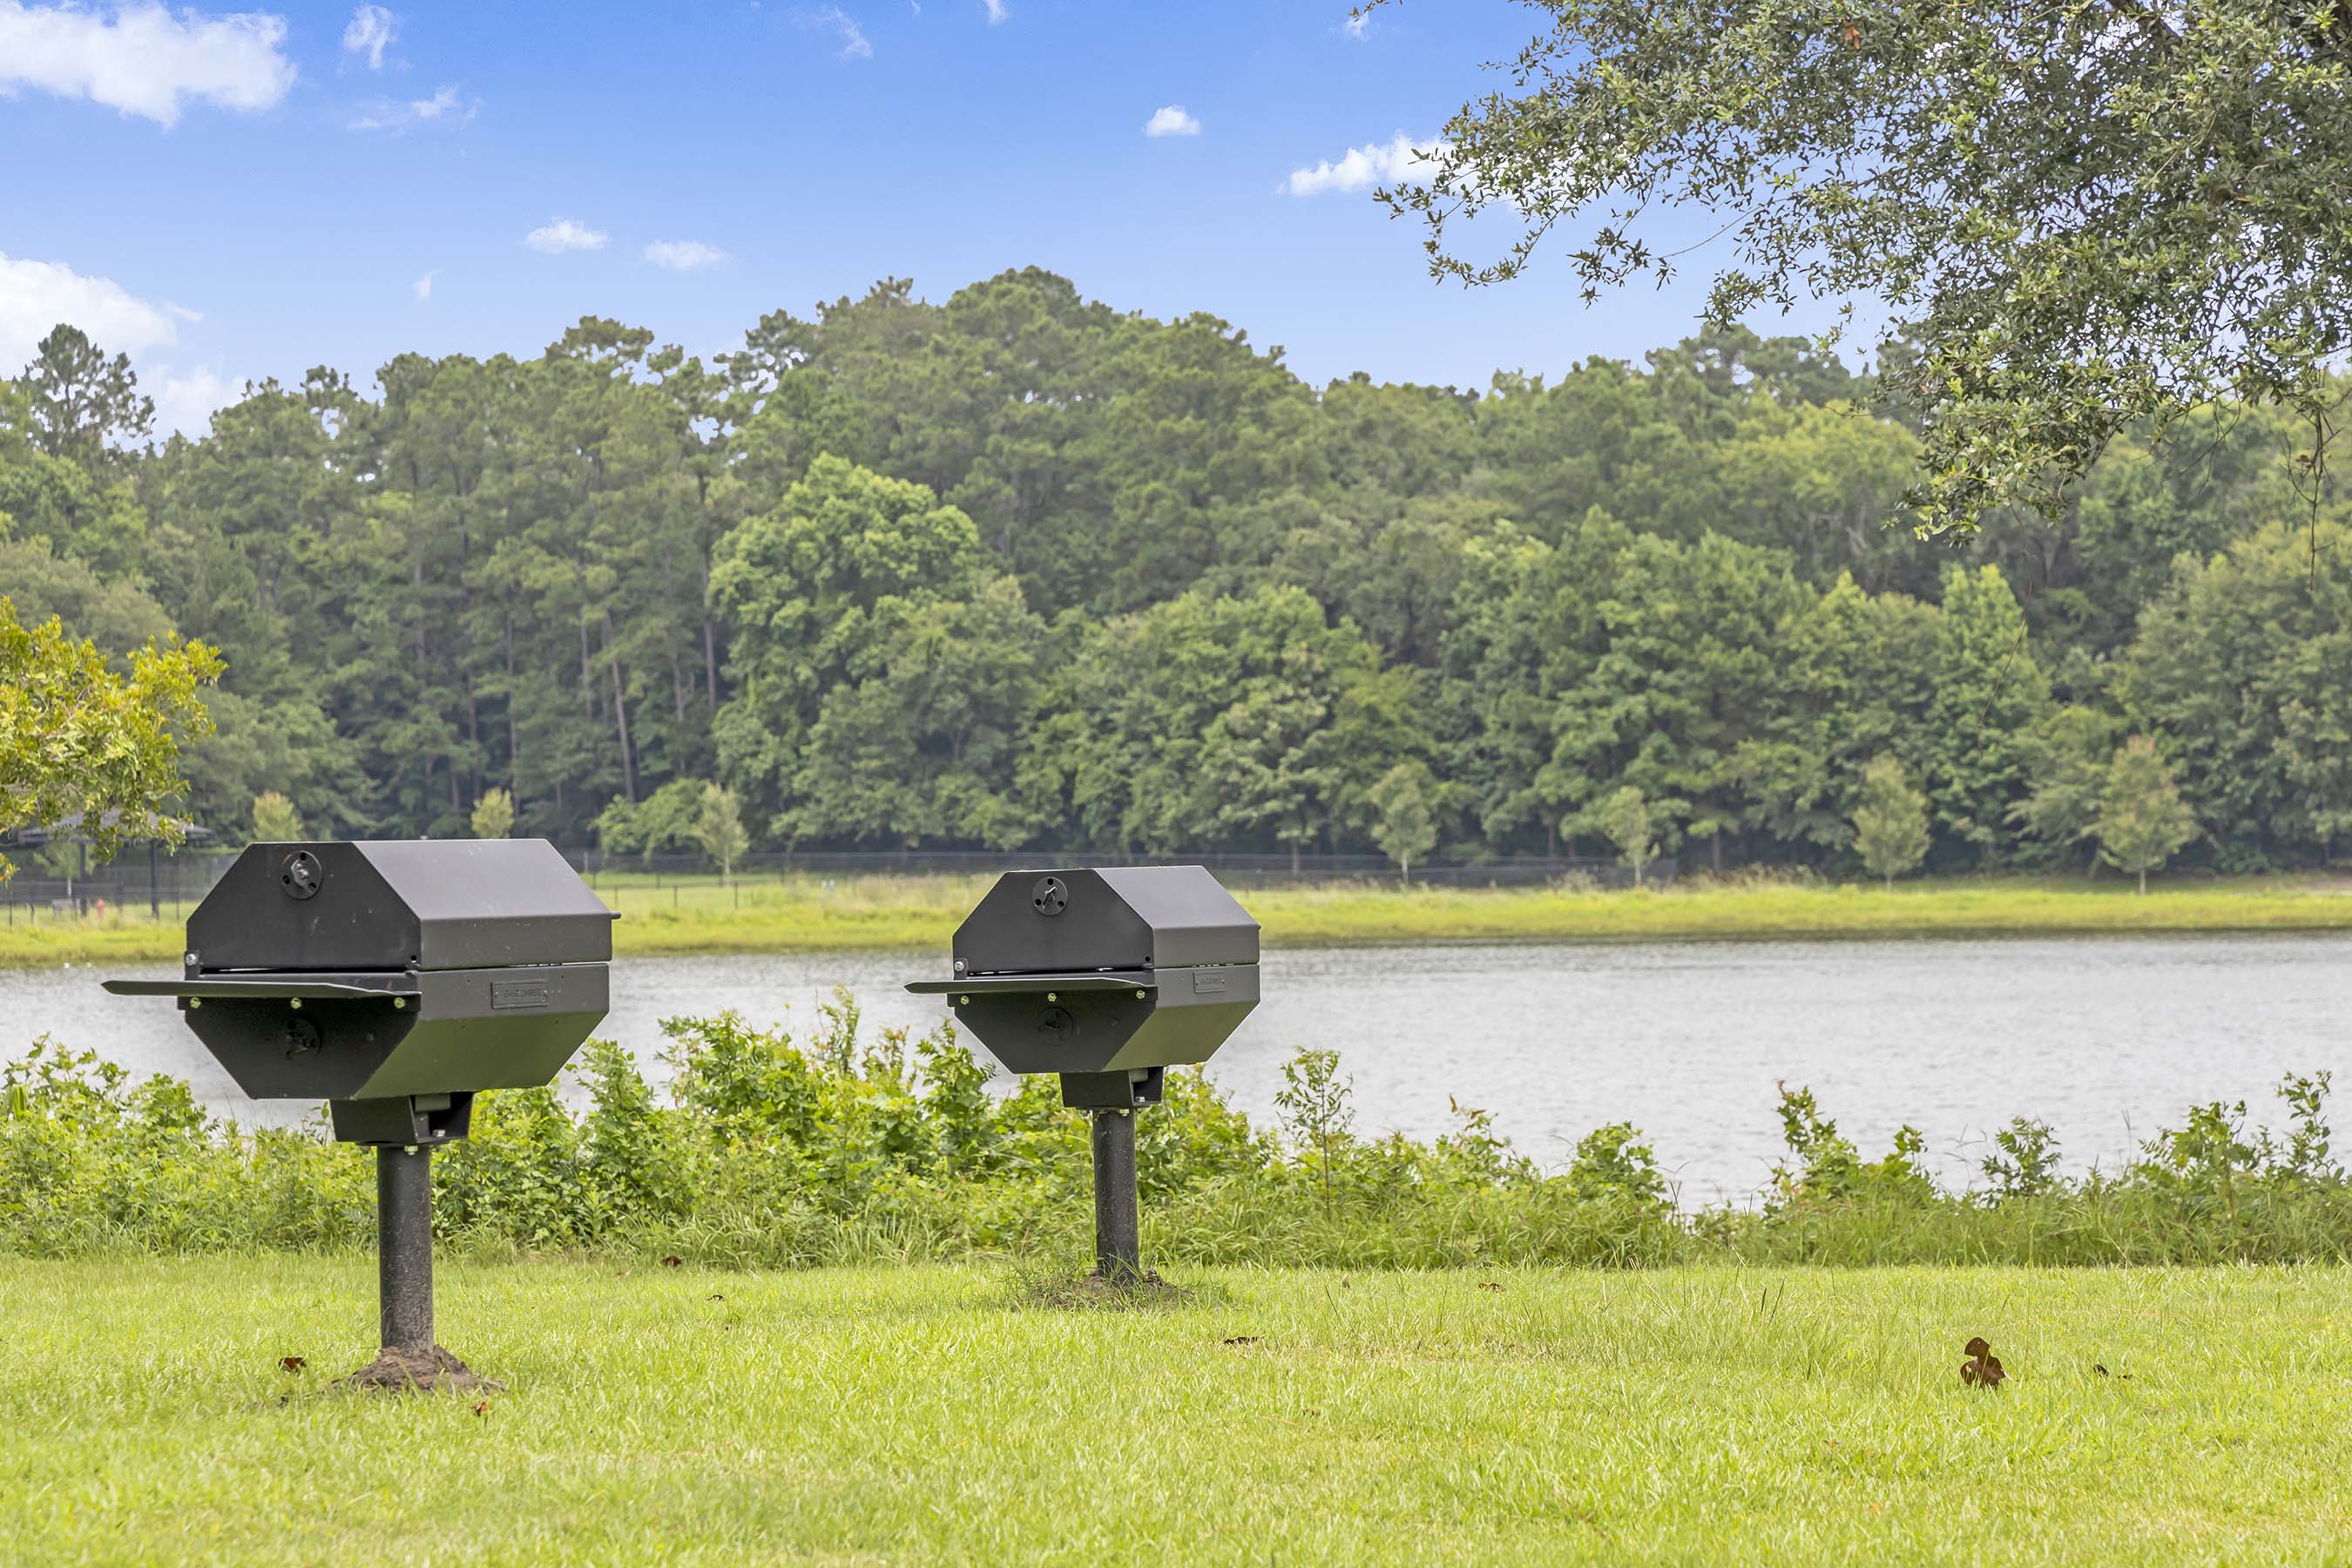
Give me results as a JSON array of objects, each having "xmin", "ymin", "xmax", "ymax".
[
  {"xmin": 1281, "ymin": 132, "xmax": 1443, "ymax": 197},
  {"xmin": 348, "ymin": 82, "xmax": 470, "ymax": 131},
  {"xmin": 341, "ymin": 3, "xmax": 394, "ymax": 69},
  {"xmin": 802, "ymin": 5, "xmax": 870, "ymax": 57},
  {"xmin": 1341, "ymin": 12, "xmax": 1369, "ymax": 41},
  {"xmin": 0, "ymin": 1, "xmax": 296, "ymax": 125},
  {"xmin": 644, "ymin": 240, "xmax": 728, "ymax": 271},
  {"xmin": 980, "ymin": 0, "xmax": 1006, "ymax": 21},
  {"xmin": 0, "ymin": 252, "xmax": 181, "ymax": 368},
  {"xmin": 411, "ymin": 269, "xmax": 438, "ymax": 301},
  {"xmin": 1144, "ymin": 105, "xmax": 1199, "ymax": 139},
  {"xmin": 524, "ymin": 217, "xmax": 608, "ymax": 254},
  {"xmin": 151, "ymin": 365, "xmax": 242, "ymax": 440}
]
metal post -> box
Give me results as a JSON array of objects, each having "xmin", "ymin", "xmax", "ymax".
[
  {"xmin": 1091, "ymin": 1109, "xmax": 1141, "ymax": 1282},
  {"xmin": 377, "ymin": 1146, "xmax": 435, "ymax": 1352}
]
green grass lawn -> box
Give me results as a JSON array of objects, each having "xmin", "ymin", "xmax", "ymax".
[
  {"xmin": 12, "ymin": 871, "xmax": 2352, "ymax": 970},
  {"xmin": 4, "ymin": 1258, "xmax": 2348, "ymax": 1565}
]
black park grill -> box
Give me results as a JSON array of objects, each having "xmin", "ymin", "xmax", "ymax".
[
  {"xmin": 908, "ymin": 866, "xmax": 1260, "ymax": 1281},
  {"xmin": 103, "ymin": 839, "xmax": 614, "ymax": 1388}
]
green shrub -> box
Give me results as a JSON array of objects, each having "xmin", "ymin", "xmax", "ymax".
[
  {"xmin": 1979, "ymin": 1118, "xmax": 2063, "ymax": 1201},
  {"xmin": 1565, "ymin": 1122, "xmax": 1669, "ymax": 1211},
  {"xmin": 11, "ymin": 1004, "xmax": 2352, "ymax": 1270}
]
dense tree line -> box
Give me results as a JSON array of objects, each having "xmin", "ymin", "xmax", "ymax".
[{"xmin": 2, "ymin": 269, "xmax": 2345, "ymax": 873}]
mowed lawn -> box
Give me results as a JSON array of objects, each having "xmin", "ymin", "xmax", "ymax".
[{"xmin": 3, "ymin": 1261, "xmax": 2348, "ymax": 1565}]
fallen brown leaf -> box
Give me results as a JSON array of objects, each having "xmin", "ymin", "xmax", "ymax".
[
  {"xmin": 279, "ymin": 1355, "xmax": 306, "ymax": 1373},
  {"xmin": 1478, "ymin": 1281, "xmax": 1504, "ymax": 1293},
  {"xmin": 662, "ymin": 1255, "xmax": 682, "ymax": 1268},
  {"xmin": 472, "ymin": 1399, "xmax": 490, "ymax": 1417},
  {"xmin": 1961, "ymin": 1336, "xmax": 2007, "ymax": 1389}
]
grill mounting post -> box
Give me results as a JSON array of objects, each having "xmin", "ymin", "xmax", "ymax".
[
  {"xmin": 1091, "ymin": 1109, "xmax": 1141, "ymax": 1282},
  {"xmin": 377, "ymin": 1146, "xmax": 435, "ymax": 1353}
]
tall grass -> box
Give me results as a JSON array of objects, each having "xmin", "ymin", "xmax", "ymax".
[
  {"xmin": 6, "ymin": 995, "xmax": 2351, "ymax": 1268},
  {"xmin": 14, "ymin": 872, "xmax": 2352, "ymax": 968}
]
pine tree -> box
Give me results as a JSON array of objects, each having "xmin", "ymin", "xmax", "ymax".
[
  {"xmin": 2098, "ymin": 737, "xmax": 2198, "ymax": 894},
  {"xmin": 1851, "ymin": 754, "xmax": 1930, "ymax": 890},
  {"xmin": 1926, "ymin": 565, "xmax": 2048, "ymax": 866},
  {"xmin": 20, "ymin": 325, "xmax": 153, "ymax": 467}
]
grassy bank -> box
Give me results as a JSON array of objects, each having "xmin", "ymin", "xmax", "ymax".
[
  {"xmin": 3, "ymin": 1257, "xmax": 2345, "ymax": 1565},
  {"xmin": 10, "ymin": 1016, "xmax": 2352, "ymax": 1268},
  {"xmin": 10, "ymin": 870, "xmax": 2352, "ymax": 969}
]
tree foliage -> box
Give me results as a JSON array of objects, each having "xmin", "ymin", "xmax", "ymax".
[
  {"xmin": 1, "ymin": 272, "xmax": 2343, "ymax": 877},
  {"xmin": 1380, "ymin": 0, "xmax": 2352, "ymax": 531},
  {"xmin": 2098, "ymin": 736, "xmax": 2200, "ymax": 892},
  {"xmin": 1925, "ymin": 566, "xmax": 2048, "ymax": 864},
  {"xmin": 1851, "ymin": 754, "xmax": 1930, "ymax": 889},
  {"xmin": 470, "ymin": 787, "xmax": 516, "ymax": 840},
  {"xmin": 0, "ymin": 597, "xmax": 220, "ymax": 882},
  {"xmin": 597, "ymin": 778, "xmax": 711, "ymax": 863},
  {"xmin": 1597, "ymin": 786, "xmax": 1657, "ymax": 884},
  {"xmin": 1368, "ymin": 760, "xmax": 1439, "ymax": 880},
  {"xmin": 20, "ymin": 325, "xmax": 153, "ymax": 469},
  {"xmin": 694, "ymin": 783, "xmax": 749, "ymax": 879},
  {"xmin": 249, "ymin": 791, "xmax": 302, "ymax": 842}
]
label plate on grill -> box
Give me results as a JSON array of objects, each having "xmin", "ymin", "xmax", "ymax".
[{"xmin": 491, "ymin": 978, "xmax": 551, "ymax": 1010}]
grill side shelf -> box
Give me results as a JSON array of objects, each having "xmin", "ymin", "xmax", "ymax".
[
  {"xmin": 906, "ymin": 971, "xmax": 1156, "ymax": 996},
  {"xmin": 102, "ymin": 977, "xmax": 423, "ymax": 1000}
]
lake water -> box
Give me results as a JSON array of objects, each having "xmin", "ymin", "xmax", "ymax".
[{"xmin": 8, "ymin": 935, "xmax": 2348, "ymax": 1204}]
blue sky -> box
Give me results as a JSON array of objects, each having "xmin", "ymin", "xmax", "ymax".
[{"xmin": 0, "ymin": 0, "xmax": 1795, "ymax": 436}]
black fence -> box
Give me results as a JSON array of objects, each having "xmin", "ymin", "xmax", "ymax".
[
  {"xmin": 0, "ymin": 849, "xmax": 239, "ymax": 924},
  {"xmin": 0, "ymin": 844, "xmax": 1675, "ymax": 923},
  {"xmin": 564, "ymin": 848, "xmax": 1675, "ymax": 891}
]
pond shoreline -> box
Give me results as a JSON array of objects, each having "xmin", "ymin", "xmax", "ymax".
[
  {"xmin": 10, "ymin": 875, "xmax": 2352, "ymax": 969},
  {"xmin": 17, "ymin": 933, "xmax": 2352, "ymax": 1205}
]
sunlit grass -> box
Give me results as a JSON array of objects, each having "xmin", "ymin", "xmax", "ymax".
[
  {"xmin": 3, "ymin": 1257, "xmax": 2347, "ymax": 1564},
  {"xmin": 11, "ymin": 870, "xmax": 2352, "ymax": 968}
]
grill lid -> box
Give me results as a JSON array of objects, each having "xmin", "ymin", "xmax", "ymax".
[
  {"xmin": 948, "ymin": 866, "xmax": 1259, "ymax": 977},
  {"xmin": 187, "ymin": 840, "xmax": 617, "ymax": 974}
]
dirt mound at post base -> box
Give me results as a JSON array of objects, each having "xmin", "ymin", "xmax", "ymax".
[
  {"xmin": 335, "ymin": 1345, "xmax": 505, "ymax": 1394},
  {"xmin": 1015, "ymin": 1267, "xmax": 1194, "ymax": 1311}
]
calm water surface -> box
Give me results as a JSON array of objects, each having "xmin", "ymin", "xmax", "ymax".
[{"xmin": 7, "ymin": 935, "xmax": 2347, "ymax": 1202}]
